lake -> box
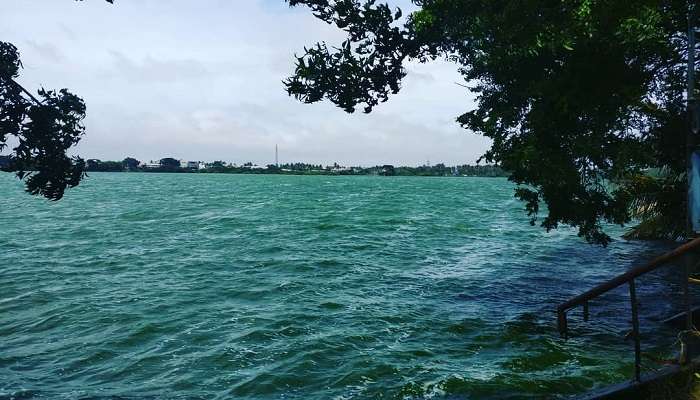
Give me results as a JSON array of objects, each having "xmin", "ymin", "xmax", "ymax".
[{"xmin": 0, "ymin": 172, "xmax": 686, "ymax": 399}]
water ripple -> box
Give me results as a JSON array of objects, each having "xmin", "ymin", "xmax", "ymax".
[{"xmin": 0, "ymin": 173, "xmax": 686, "ymax": 399}]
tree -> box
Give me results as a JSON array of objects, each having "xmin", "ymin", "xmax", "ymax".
[
  {"xmin": 159, "ymin": 157, "xmax": 181, "ymax": 170},
  {"xmin": 85, "ymin": 159, "xmax": 124, "ymax": 172},
  {"xmin": 0, "ymin": 1, "xmax": 114, "ymax": 200},
  {"xmin": 122, "ymin": 157, "xmax": 140, "ymax": 171},
  {"xmin": 86, "ymin": 159, "xmax": 100, "ymax": 171},
  {"xmin": 284, "ymin": 0, "xmax": 697, "ymax": 245},
  {"xmin": 1, "ymin": 42, "xmax": 87, "ymax": 200}
]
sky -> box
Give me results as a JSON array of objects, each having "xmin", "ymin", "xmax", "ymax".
[{"xmin": 1, "ymin": 0, "xmax": 490, "ymax": 166}]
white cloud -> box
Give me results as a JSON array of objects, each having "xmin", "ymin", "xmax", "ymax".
[{"xmin": 1, "ymin": 0, "xmax": 489, "ymax": 166}]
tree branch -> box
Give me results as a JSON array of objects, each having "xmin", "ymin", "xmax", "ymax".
[{"xmin": 2, "ymin": 76, "xmax": 43, "ymax": 105}]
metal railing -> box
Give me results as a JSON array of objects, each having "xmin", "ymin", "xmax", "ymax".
[{"xmin": 557, "ymin": 237, "xmax": 700, "ymax": 382}]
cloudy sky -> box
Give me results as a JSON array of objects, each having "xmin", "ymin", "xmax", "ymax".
[{"xmin": 2, "ymin": 0, "xmax": 489, "ymax": 166}]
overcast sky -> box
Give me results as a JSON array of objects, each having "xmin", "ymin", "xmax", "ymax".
[{"xmin": 1, "ymin": 0, "xmax": 489, "ymax": 166}]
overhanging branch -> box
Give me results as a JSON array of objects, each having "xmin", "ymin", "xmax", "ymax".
[{"xmin": 1, "ymin": 76, "xmax": 44, "ymax": 105}]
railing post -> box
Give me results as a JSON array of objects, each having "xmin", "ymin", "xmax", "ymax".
[
  {"xmin": 557, "ymin": 310, "xmax": 568, "ymax": 339},
  {"xmin": 629, "ymin": 279, "xmax": 641, "ymax": 382},
  {"xmin": 684, "ymin": 254, "xmax": 693, "ymax": 330}
]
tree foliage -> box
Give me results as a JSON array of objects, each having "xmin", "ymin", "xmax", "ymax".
[
  {"xmin": 0, "ymin": 1, "xmax": 115, "ymax": 200},
  {"xmin": 284, "ymin": 0, "xmax": 698, "ymax": 245},
  {"xmin": 122, "ymin": 157, "xmax": 140, "ymax": 170},
  {"xmin": 0, "ymin": 42, "xmax": 87, "ymax": 200},
  {"xmin": 159, "ymin": 157, "xmax": 181, "ymax": 170}
]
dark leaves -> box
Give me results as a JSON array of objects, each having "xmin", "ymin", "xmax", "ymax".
[
  {"xmin": 286, "ymin": 0, "xmax": 692, "ymax": 245},
  {"xmin": 0, "ymin": 42, "xmax": 21, "ymax": 80},
  {"xmin": 0, "ymin": 42, "xmax": 87, "ymax": 201},
  {"xmin": 284, "ymin": 0, "xmax": 409, "ymax": 113}
]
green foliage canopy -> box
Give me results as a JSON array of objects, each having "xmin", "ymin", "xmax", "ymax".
[
  {"xmin": 284, "ymin": 0, "xmax": 697, "ymax": 244},
  {"xmin": 0, "ymin": 1, "xmax": 114, "ymax": 200},
  {"xmin": 0, "ymin": 42, "xmax": 87, "ymax": 200}
]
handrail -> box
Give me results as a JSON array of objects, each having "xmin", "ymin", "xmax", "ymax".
[
  {"xmin": 558, "ymin": 237, "xmax": 700, "ymax": 316},
  {"xmin": 556, "ymin": 236, "xmax": 700, "ymax": 382}
]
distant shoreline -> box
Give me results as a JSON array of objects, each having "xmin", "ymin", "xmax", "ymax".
[
  {"xmin": 84, "ymin": 170, "xmax": 510, "ymax": 178},
  {"xmin": 82, "ymin": 159, "xmax": 510, "ymax": 178}
]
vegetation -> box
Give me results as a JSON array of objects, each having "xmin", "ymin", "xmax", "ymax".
[
  {"xmin": 284, "ymin": 0, "xmax": 698, "ymax": 245},
  {"xmin": 84, "ymin": 157, "xmax": 508, "ymax": 177},
  {"xmin": 0, "ymin": 1, "xmax": 116, "ymax": 199},
  {"xmin": 85, "ymin": 160, "xmax": 124, "ymax": 172},
  {"xmin": 0, "ymin": 42, "xmax": 87, "ymax": 200},
  {"xmin": 123, "ymin": 157, "xmax": 139, "ymax": 171}
]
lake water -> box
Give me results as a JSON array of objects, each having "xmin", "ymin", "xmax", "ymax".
[{"xmin": 0, "ymin": 172, "xmax": 687, "ymax": 399}]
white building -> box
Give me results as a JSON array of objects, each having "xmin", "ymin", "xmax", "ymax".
[
  {"xmin": 180, "ymin": 160, "xmax": 203, "ymax": 169},
  {"xmin": 330, "ymin": 165, "xmax": 351, "ymax": 172},
  {"xmin": 140, "ymin": 161, "xmax": 161, "ymax": 169}
]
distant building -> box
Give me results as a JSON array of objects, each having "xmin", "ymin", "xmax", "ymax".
[
  {"xmin": 330, "ymin": 164, "xmax": 350, "ymax": 172},
  {"xmin": 204, "ymin": 161, "xmax": 227, "ymax": 169},
  {"xmin": 241, "ymin": 163, "xmax": 266, "ymax": 169},
  {"xmin": 140, "ymin": 161, "xmax": 161, "ymax": 169},
  {"xmin": 178, "ymin": 160, "xmax": 201, "ymax": 169}
]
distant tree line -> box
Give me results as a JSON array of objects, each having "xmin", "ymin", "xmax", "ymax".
[
  {"xmin": 279, "ymin": 162, "xmax": 325, "ymax": 171},
  {"xmin": 393, "ymin": 164, "xmax": 506, "ymax": 177},
  {"xmin": 85, "ymin": 157, "xmax": 193, "ymax": 173},
  {"xmin": 85, "ymin": 158, "xmax": 140, "ymax": 172},
  {"xmin": 82, "ymin": 157, "xmax": 508, "ymax": 177}
]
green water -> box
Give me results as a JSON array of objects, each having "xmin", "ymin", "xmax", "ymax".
[{"xmin": 0, "ymin": 173, "xmax": 684, "ymax": 399}]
